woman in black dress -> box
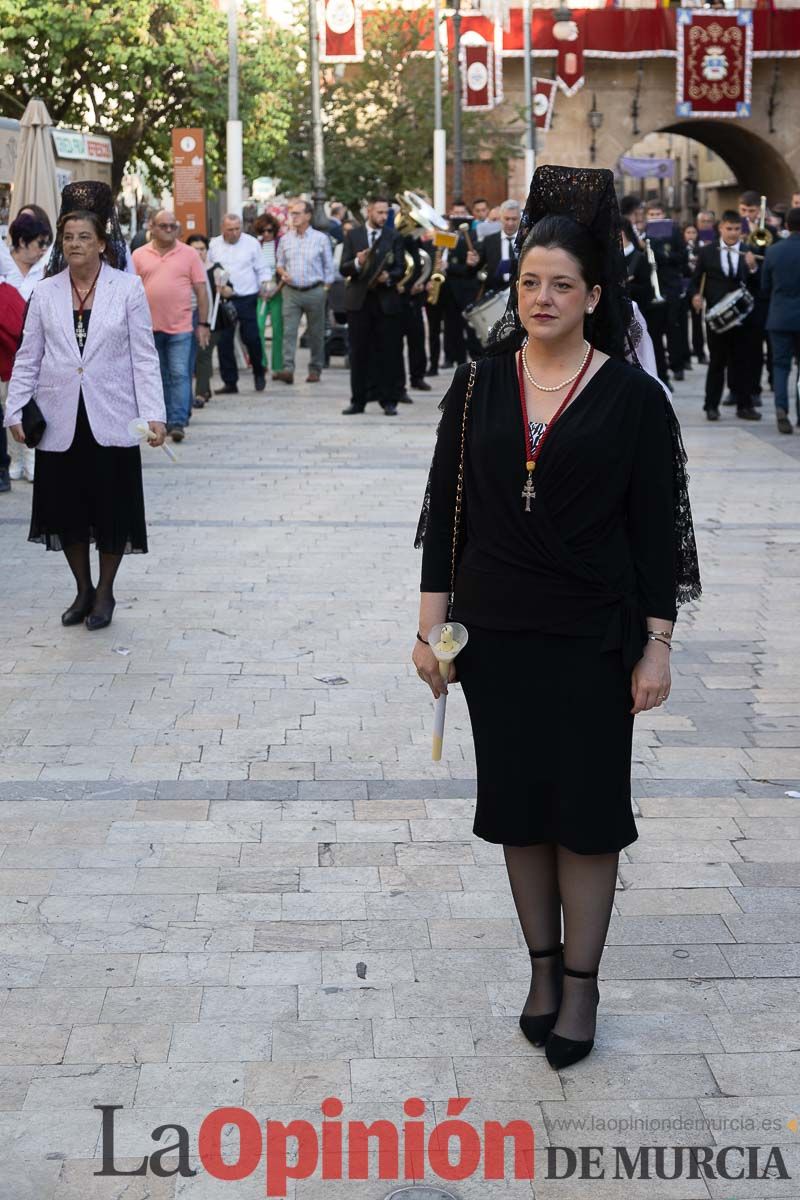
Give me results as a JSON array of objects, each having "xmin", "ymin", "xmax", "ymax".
[{"xmin": 413, "ymin": 167, "xmax": 701, "ymax": 1071}]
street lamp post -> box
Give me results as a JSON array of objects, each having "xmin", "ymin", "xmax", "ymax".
[
  {"xmin": 308, "ymin": 0, "xmax": 329, "ymax": 230},
  {"xmin": 452, "ymin": 0, "xmax": 463, "ymax": 202},
  {"xmin": 433, "ymin": 0, "xmax": 446, "ymax": 214},
  {"xmin": 226, "ymin": 0, "xmax": 243, "ymax": 216},
  {"xmin": 522, "ymin": 0, "xmax": 536, "ymax": 183}
]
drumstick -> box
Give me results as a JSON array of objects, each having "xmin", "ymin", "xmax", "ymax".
[{"xmin": 458, "ymin": 222, "xmax": 475, "ymax": 255}]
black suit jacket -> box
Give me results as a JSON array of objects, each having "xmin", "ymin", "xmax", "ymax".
[
  {"xmin": 444, "ymin": 233, "xmax": 481, "ymax": 309},
  {"xmin": 479, "ymin": 230, "xmax": 518, "ymax": 292},
  {"xmin": 762, "ymin": 233, "xmax": 800, "ymax": 332},
  {"xmin": 688, "ymin": 241, "xmax": 758, "ymax": 314},
  {"xmin": 647, "ymin": 222, "xmax": 687, "ymax": 297},
  {"xmin": 340, "ymin": 225, "xmax": 405, "ymax": 315},
  {"xmin": 624, "ymin": 248, "xmax": 654, "ymax": 310}
]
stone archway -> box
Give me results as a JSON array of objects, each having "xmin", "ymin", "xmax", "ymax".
[{"xmin": 659, "ymin": 120, "xmax": 796, "ymax": 203}]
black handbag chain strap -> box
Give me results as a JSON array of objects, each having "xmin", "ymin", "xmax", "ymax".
[{"xmin": 448, "ymin": 358, "xmax": 478, "ymax": 619}]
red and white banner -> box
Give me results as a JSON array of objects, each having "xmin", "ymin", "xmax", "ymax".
[
  {"xmin": 676, "ymin": 9, "xmax": 752, "ymax": 119},
  {"xmin": 462, "ymin": 38, "xmax": 496, "ymax": 111},
  {"xmin": 553, "ymin": 12, "xmax": 586, "ymax": 96},
  {"xmin": 319, "ymin": 0, "xmax": 364, "ymax": 63},
  {"xmin": 532, "ymin": 78, "xmax": 557, "ymax": 131}
]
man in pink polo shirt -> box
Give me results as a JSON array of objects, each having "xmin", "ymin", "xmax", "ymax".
[{"xmin": 133, "ymin": 211, "xmax": 209, "ymax": 442}]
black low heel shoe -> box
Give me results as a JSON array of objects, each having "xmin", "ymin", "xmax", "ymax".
[
  {"xmin": 545, "ymin": 965, "xmax": 600, "ymax": 1070},
  {"xmin": 519, "ymin": 943, "xmax": 563, "ymax": 1047},
  {"xmin": 85, "ymin": 599, "xmax": 115, "ymax": 632},
  {"xmin": 61, "ymin": 589, "xmax": 96, "ymax": 627}
]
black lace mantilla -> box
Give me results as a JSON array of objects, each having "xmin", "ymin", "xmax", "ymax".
[{"xmin": 47, "ymin": 180, "xmax": 129, "ymax": 276}]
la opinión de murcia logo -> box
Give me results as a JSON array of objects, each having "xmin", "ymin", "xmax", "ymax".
[{"xmin": 94, "ymin": 1099, "xmax": 792, "ymax": 1197}]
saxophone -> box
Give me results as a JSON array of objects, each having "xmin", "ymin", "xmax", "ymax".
[{"xmin": 427, "ymin": 245, "xmax": 446, "ymax": 305}]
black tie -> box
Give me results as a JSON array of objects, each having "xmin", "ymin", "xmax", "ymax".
[
  {"xmin": 727, "ymin": 249, "xmax": 735, "ymax": 278},
  {"xmin": 370, "ymin": 230, "xmax": 377, "ymax": 248}
]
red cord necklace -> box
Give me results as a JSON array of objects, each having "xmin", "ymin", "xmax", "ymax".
[
  {"xmin": 517, "ymin": 342, "xmax": 594, "ymax": 511},
  {"xmin": 70, "ymin": 265, "xmax": 102, "ymax": 349}
]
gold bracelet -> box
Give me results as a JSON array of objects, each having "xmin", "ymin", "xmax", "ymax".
[
  {"xmin": 647, "ymin": 628, "xmax": 672, "ymax": 640},
  {"xmin": 646, "ymin": 632, "xmax": 672, "ymax": 649}
]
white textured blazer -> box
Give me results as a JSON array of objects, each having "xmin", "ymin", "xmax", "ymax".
[{"xmin": 3, "ymin": 263, "xmax": 166, "ymax": 451}]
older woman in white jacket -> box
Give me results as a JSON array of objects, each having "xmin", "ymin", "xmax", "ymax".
[{"xmin": 4, "ymin": 208, "xmax": 166, "ymax": 630}]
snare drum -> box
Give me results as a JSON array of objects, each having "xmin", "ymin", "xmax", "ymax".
[
  {"xmin": 705, "ymin": 286, "xmax": 754, "ymax": 335},
  {"xmin": 463, "ymin": 289, "xmax": 510, "ymax": 346}
]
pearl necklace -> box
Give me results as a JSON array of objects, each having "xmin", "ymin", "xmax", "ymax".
[{"xmin": 522, "ymin": 338, "xmax": 591, "ymax": 392}]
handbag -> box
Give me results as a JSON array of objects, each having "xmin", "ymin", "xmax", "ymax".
[
  {"xmin": 21, "ymin": 396, "xmax": 46, "ymax": 448},
  {"xmin": 447, "ymin": 359, "xmax": 478, "ymax": 620},
  {"xmin": 218, "ymin": 298, "xmax": 239, "ymax": 330}
]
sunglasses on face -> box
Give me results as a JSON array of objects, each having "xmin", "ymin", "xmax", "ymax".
[{"xmin": 155, "ymin": 222, "xmax": 179, "ymax": 231}]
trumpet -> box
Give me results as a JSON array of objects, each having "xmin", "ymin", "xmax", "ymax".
[
  {"xmin": 746, "ymin": 195, "xmax": 774, "ymax": 251},
  {"xmin": 643, "ymin": 238, "xmax": 666, "ymax": 306}
]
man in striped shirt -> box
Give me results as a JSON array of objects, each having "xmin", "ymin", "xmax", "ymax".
[{"xmin": 275, "ymin": 200, "xmax": 336, "ymax": 384}]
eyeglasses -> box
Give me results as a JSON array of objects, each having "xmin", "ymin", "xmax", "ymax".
[
  {"xmin": 36, "ymin": 238, "xmax": 50, "ymax": 248},
  {"xmin": 155, "ymin": 222, "xmax": 179, "ymax": 230}
]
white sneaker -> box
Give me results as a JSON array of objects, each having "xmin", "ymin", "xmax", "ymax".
[
  {"xmin": 8, "ymin": 458, "xmax": 23, "ymax": 480},
  {"xmin": 22, "ymin": 447, "xmax": 35, "ymax": 482}
]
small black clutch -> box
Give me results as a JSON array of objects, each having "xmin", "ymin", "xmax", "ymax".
[{"xmin": 21, "ymin": 397, "xmax": 46, "ymax": 449}]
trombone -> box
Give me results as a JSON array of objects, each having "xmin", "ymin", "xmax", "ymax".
[{"xmin": 746, "ymin": 195, "xmax": 774, "ymax": 251}]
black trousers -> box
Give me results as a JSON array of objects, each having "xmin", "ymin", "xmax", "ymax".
[
  {"xmin": 705, "ymin": 321, "xmax": 763, "ymax": 411},
  {"xmin": 644, "ymin": 301, "xmax": 669, "ymax": 383},
  {"xmin": 403, "ymin": 297, "xmax": 427, "ymax": 385},
  {"xmin": 217, "ymin": 293, "xmax": 264, "ymax": 385},
  {"xmin": 665, "ymin": 292, "xmax": 684, "ymax": 372},
  {"xmin": 443, "ymin": 290, "xmax": 482, "ymax": 364},
  {"xmin": 348, "ymin": 295, "xmax": 403, "ymax": 410},
  {"xmin": 691, "ymin": 307, "xmax": 705, "ymax": 358},
  {"xmin": 426, "ymin": 301, "xmax": 443, "ymax": 372}
]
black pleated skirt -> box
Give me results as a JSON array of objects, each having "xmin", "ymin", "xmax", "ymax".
[
  {"xmin": 29, "ymin": 394, "xmax": 148, "ymax": 554},
  {"xmin": 455, "ymin": 624, "xmax": 638, "ymax": 854}
]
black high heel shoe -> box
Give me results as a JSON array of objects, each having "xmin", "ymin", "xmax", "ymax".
[
  {"xmin": 519, "ymin": 943, "xmax": 563, "ymax": 1046},
  {"xmin": 61, "ymin": 588, "xmax": 96, "ymax": 627},
  {"xmin": 85, "ymin": 597, "xmax": 115, "ymax": 632},
  {"xmin": 545, "ymin": 965, "xmax": 600, "ymax": 1070}
]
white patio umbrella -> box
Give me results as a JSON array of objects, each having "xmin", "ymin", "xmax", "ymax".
[{"xmin": 9, "ymin": 98, "xmax": 62, "ymax": 231}]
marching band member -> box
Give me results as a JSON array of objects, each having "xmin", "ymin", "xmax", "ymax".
[
  {"xmin": 479, "ymin": 200, "xmax": 522, "ymax": 293},
  {"xmin": 762, "ymin": 205, "xmax": 800, "ymax": 435},
  {"xmin": 688, "ymin": 211, "xmax": 761, "ymax": 422},
  {"xmin": 442, "ymin": 201, "xmax": 482, "ymax": 365},
  {"xmin": 340, "ymin": 196, "xmax": 405, "ymax": 416}
]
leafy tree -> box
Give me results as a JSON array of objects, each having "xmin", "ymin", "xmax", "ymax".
[
  {"xmin": 274, "ymin": 4, "xmax": 513, "ymax": 212},
  {"xmin": 0, "ymin": 0, "xmax": 301, "ymax": 192}
]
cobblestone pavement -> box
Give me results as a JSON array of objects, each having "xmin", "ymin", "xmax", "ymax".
[{"xmin": 0, "ymin": 348, "xmax": 798, "ymax": 1199}]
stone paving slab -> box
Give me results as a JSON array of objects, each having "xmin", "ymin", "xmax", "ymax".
[{"xmin": 0, "ymin": 354, "xmax": 799, "ymax": 1196}]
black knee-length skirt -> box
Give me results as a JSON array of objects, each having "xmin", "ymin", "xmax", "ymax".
[
  {"xmin": 29, "ymin": 394, "xmax": 148, "ymax": 554},
  {"xmin": 454, "ymin": 624, "xmax": 638, "ymax": 854}
]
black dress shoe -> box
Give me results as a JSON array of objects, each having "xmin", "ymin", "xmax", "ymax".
[
  {"xmin": 215, "ymin": 384, "xmax": 238, "ymax": 395},
  {"xmin": 519, "ymin": 943, "xmax": 563, "ymax": 1047},
  {"xmin": 61, "ymin": 588, "xmax": 96, "ymax": 626},
  {"xmin": 341, "ymin": 404, "xmax": 365, "ymax": 415},
  {"xmin": 397, "ymin": 393, "xmax": 414, "ymax": 404},
  {"xmin": 545, "ymin": 965, "xmax": 600, "ymax": 1071},
  {"xmin": 706, "ymin": 408, "xmax": 720, "ymax": 421},
  {"xmin": 425, "ymin": 369, "xmax": 439, "ymax": 377},
  {"xmin": 85, "ymin": 599, "xmax": 115, "ymax": 631},
  {"xmin": 722, "ymin": 394, "xmax": 736, "ymax": 407},
  {"xmin": 254, "ymin": 374, "xmax": 266, "ymax": 391},
  {"xmin": 672, "ymin": 369, "xmax": 684, "ymax": 382},
  {"xmin": 696, "ymin": 354, "xmax": 707, "ymax": 364},
  {"xmin": 777, "ymin": 414, "xmax": 793, "ymax": 434},
  {"xmin": 751, "ymin": 394, "xmax": 762, "ymax": 407},
  {"xmin": 737, "ymin": 406, "xmax": 762, "ymax": 421},
  {"xmin": 411, "ymin": 379, "xmax": 432, "ymax": 391},
  {"xmin": 0, "ymin": 468, "xmax": 9, "ymax": 493},
  {"xmin": 383, "ymin": 405, "xmax": 398, "ymax": 416}
]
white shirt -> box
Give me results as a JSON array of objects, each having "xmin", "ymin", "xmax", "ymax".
[
  {"xmin": 207, "ymin": 232, "xmax": 268, "ymax": 296},
  {"xmin": 2, "ymin": 252, "xmax": 48, "ymax": 301}
]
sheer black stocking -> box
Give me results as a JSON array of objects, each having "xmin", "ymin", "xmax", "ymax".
[
  {"xmin": 93, "ymin": 552, "xmax": 122, "ymax": 619},
  {"xmin": 504, "ymin": 844, "xmax": 562, "ymax": 1018},
  {"xmin": 504, "ymin": 842, "xmax": 619, "ymax": 1038},
  {"xmin": 63, "ymin": 542, "xmax": 94, "ymax": 607},
  {"xmin": 553, "ymin": 844, "xmax": 618, "ymax": 1042}
]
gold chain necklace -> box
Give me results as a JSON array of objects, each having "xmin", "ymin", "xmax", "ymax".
[{"xmin": 523, "ymin": 338, "xmax": 591, "ymax": 393}]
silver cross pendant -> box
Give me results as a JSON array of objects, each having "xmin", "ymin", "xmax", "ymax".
[{"xmin": 521, "ymin": 474, "xmax": 536, "ymax": 512}]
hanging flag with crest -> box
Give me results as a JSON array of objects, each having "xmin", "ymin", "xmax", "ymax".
[
  {"xmin": 319, "ymin": 0, "xmax": 364, "ymax": 62},
  {"xmin": 676, "ymin": 9, "xmax": 753, "ymax": 118}
]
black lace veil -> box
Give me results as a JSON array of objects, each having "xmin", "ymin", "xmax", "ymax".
[
  {"xmin": 47, "ymin": 181, "xmax": 130, "ymax": 276},
  {"xmin": 415, "ymin": 163, "xmax": 701, "ymax": 611}
]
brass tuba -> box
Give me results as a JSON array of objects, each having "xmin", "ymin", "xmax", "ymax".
[{"xmin": 746, "ymin": 195, "xmax": 774, "ymax": 251}]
